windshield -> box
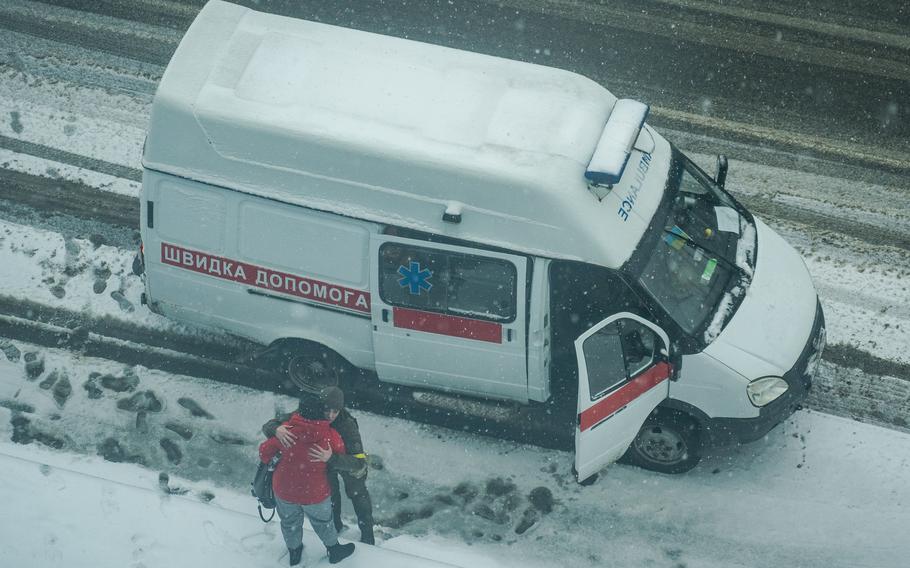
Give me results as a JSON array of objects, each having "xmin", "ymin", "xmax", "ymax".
[{"xmin": 629, "ymin": 150, "xmax": 756, "ymax": 342}]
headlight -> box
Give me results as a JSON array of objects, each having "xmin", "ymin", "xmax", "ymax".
[{"xmin": 747, "ymin": 376, "xmax": 788, "ymax": 407}]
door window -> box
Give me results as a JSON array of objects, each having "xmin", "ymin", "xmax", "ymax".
[
  {"xmin": 620, "ymin": 320, "xmax": 658, "ymax": 376},
  {"xmin": 583, "ymin": 320, "xmax": 659, "ymax": 400},
  {"xmin": 378, "ymin": 243, "xmax": 517, "ymax": 322}
]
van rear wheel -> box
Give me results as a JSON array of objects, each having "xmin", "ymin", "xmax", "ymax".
[
  {"xmin": 624, "ymin": 411, "xmax": 701, "ymax": 474},
  {"xmin": 280, "ymin": 344, "xmax": 343, "ymax": 394}
]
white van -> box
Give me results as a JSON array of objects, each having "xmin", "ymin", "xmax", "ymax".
[{"xmin": 138, "ymin": 0, "xmax": 826, "ymax": 479}]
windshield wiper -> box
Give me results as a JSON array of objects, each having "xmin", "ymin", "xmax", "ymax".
[{"xmin": 662, "ymin": 228, "xmax": 750, "ymax": 281}]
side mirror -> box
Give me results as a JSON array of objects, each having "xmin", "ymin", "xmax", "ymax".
[
  {"xmin": 664, "ymin": 345, "xmax": 683, "ymax": 381},
  {"xmin": 715, "ymin": 154, "xmax": 728, "ymax": 189}
]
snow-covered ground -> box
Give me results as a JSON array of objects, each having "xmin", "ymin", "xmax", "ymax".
[
  {"xmin": 3, "ymin": 15, "xmax": 910, "ymax": 568},
  {"xmin": 0, "ymin": 442, "xmax": 476, "ymax": 568},
  {"xmin": 1, "ymin": 341, "xmax": 909, "ymax": 568}
]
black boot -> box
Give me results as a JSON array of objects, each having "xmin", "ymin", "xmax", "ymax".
[
  {"xmin": 327, "ymin": 542, "xmax": 355, "ymax": 564},
  {"xmin": 358, "ymin": 521, "xmax": 375, "ymax": 545},
  {"xmin": 288, "ymin": 546, "xmax": 303, "ymax": 566}
]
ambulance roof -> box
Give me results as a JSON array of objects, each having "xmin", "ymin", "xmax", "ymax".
[{"xmin": 144, "ymin": 0, "xmax": 668, "ymax": 267}]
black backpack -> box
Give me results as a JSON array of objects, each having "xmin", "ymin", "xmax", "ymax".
[{"xmin": 251, "ymin": 453, "xmax": 281, "ymax": 522}]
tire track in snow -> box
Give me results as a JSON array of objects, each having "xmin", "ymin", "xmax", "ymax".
[
  {"xmin": 0, "ymin": 137, "xmax": 142, "ymax": 184},
  {"xmin": 0, "ymin": 27, "xmax": 162, "ymax": 97},
  {"xmin": 487, "ymin": 0, "xmax": 910, "ymax": 80},
  {"xmin": 0, "ymin": 0, "xmax": 180, "ymax": 65}
]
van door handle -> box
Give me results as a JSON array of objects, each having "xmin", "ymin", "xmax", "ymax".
[
  {"xmin": 506, "ymin": 328, "xmax": 513, "ymax": 342},
  {"xmin": 382, "ymin": 308, "xmax": 390, "ymax": 323}
]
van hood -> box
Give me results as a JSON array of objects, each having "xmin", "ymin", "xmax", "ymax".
[{"xmin": 704, "ymin": 218, "xmax": 817, "ymax": 379}]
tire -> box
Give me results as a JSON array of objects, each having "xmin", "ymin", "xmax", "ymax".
[
  {"xmin": 623, "ymin": 410, "xmax": 701, "ymax": 474},
  {"xmin": 280, "ymin": 343, "xmax": 344, "ymax": 394}
]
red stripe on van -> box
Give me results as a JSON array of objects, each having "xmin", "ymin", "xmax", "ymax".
[
  {"xmin": 160, "ymin": 242, "xmax": 371, "ymax": 314},
  {"xmin": 392, "ymin": 307, "xmax": 502, "ymax": 344},
  {"xmin": 578, "ymin": 362, "xmax": 671, "ymax": 432}
]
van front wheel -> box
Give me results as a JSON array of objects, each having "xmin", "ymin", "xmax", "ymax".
[{"xmin": 624, "ymin": 411, "xmax": 701, "ymax": 474}]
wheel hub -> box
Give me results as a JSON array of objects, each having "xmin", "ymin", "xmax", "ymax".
[{"xmin": 635, "ymin": 426, "xmax": 688, "ymax": 464}]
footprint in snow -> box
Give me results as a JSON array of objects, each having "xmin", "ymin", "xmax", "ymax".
[
  {"xmin": 0, "ymin": 339, "xmax": 21, "ymax": 362},
  {"xmin": 117, "ymin": 390, "xmax": 162, "ymax": 413},
  {"xmin": 178, "ymin": 397, "xmax": 214, "ymax": 419},
  {"xmin": 159, "ymin": 438, "xmax": 182, "ymax": 465},
  {"xmin": 164, "ymin": 422, "xmax": 194, "ymax": 440},
  {"xmin": 24, "ymin": 351, "xmax": 45, "ymax": 380},
  {"xmin": 110, "ymin": 290, "xmax": 134, "ymax": 313},
  {"xmin": 239, "ymin": 531, "xmax": 278, "ymax": 554}
]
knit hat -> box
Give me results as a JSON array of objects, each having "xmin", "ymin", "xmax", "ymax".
[{"xmin": 320, "ymin": 386, "xmax": 345, "ymax": 412}]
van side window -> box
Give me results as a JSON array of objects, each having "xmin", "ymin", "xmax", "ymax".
[
  {"xmin": 583, "ymin": 320, "xmax": 659, "ymax": 400},
  {"xmin": 379, "ymin": 243, "xmax": 517, "ymax": 322}
]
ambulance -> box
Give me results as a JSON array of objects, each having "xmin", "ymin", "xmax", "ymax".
[{"xmin": 137, "ymin": 0, "xmax": 826, "ymax": 479}]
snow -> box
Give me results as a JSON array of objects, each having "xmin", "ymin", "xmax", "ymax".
[
  {"xmin": 735, "ymin": 217, "xmax": 756, "ymax": 278},
  {"xmin": 139, "ymin": 1, "xmax": 671, "ymax": 271},
  {"xmin": 2, "ymin": 339, "xmax": 910, "ymax": 567},
  {"xmin": 3, "ymin": 9, "xmax": 910, "ymax": 566},
  {"xmin": 5, "ymin": 74, "xmax": 906, "ymax": 365},
  {"xmin": 0, "ymin": 192, "xmax": 907, "ymax": 567},
  {"xmin": 0, "ymin": 29, "xmax": 905, "ymax": 350},
  {"xmin": 0, "ymin": 221, "xmax": 134, "ymax": 310},
  {"xmin": 705, "ymin": 216, "xmax": 755, "ymax": 343},
  {"xmin": 0, "ymin": 218, "xmax": 244, "ymax": 348},
  {"xmin": 703, "ymin": 284, "xmax": 743, "ymax": 344},
  {"xmin": 585, "ymin": 99, "xmax": 649, "ymax": 185},
  {"xmin": 0, "ymin": 148, "xmax": 140, "ymax": 197},
  {"xmin": 0, "ymin": 440, "xmax": 463, "ymax": 568},
  {"xmin": 0, "ymin": 72, "xmax": 146, "ymax": 172},
  {"xmin": 686, "ymin": 153, "xmax": 910, "ymax": 366},
  {"xmin": 161, "ymin": 1, "xmax": 610, "ymax": 171}
]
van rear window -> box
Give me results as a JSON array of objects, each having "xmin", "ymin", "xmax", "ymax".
[{"xmin": 379, "ymin": 243, "xmax": 517, "ymax": 323}]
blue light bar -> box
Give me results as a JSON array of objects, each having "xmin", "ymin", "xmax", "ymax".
[{"xmin": 585, "ymin": 99, "xmax": 650, "ymax": 186}]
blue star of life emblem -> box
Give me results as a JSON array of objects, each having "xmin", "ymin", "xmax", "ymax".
[{"xmin": 398, "ymin": 261, "xmax": 433, "ymax": 295}]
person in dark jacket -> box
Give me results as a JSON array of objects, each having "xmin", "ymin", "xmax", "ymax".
[
  {"xmin": 263, "ymin": 387, "xmax": 375, "ymax": 545},
  {"xmin": 259, "ymin": 394, "xmax": 356, "ymax": 566}
]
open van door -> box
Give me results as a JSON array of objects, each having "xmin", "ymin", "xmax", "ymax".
[{"xmin": 574, "ymin": 313, "xmax": 671, "ymax": 481}]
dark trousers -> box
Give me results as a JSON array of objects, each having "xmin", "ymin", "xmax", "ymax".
[{"xmin": 329, "ymin": 470, "xmax": 374, "ymax": 544}]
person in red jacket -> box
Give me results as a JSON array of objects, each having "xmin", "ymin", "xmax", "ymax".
[{"xmin": 259, "ymin": 389, "xmax": 356, "ymax": 565}]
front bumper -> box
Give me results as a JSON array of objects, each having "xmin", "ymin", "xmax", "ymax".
[{"xmin": 705, "ymin": 301, "xmax": 826, "ymax": 446}]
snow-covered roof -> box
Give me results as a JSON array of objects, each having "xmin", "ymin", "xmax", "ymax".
[{"xmin": 143, "ymin": 0, "xmax": 668, "ymax": 267}]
